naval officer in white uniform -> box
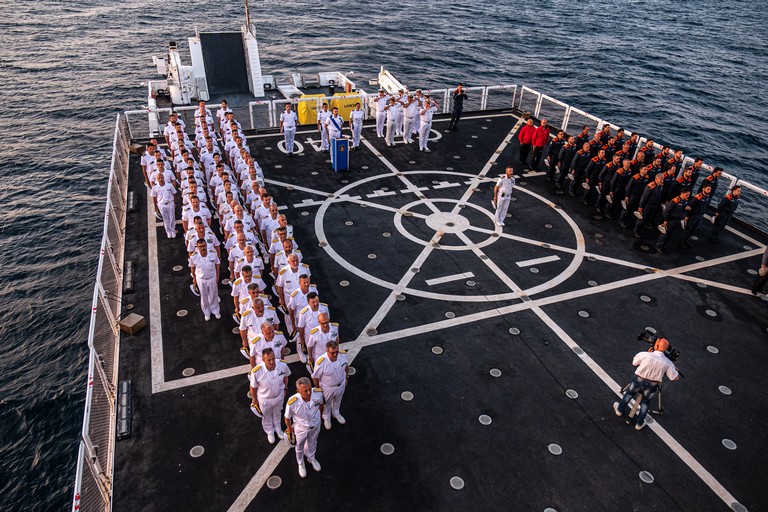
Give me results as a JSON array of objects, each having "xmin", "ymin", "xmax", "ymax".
[
  {"xmin": 189, "ymin": 239, "xmax": 221, "ymax": 321},
  {"xmin": 311, "ymin": 340, "xmax": 348, "ymax": 430},
  {"xmin": 317, "ymin": 103, "xmax": 331, "ymax": 152},
  {"xmin": 249, "ymin": 347, "xmax": 291, "ymax": 444},
  {"xmin": 284, "ymin": 377, "xmax": 324, "ymax": 478},
  {"xmin": 279, "ymin": 103, "xmax": 298, "ymax": 156},
  {"xmin": 151, "ymin": 172, "xmax": 177, "ymax": 238},
  {"xmin": 372, "ymin": 90, "xmax": 388, "ymax": 138},
  {"xmin": 493, "ymin": 166, "xmax": 516, "ymax": 227},
  {"xmin": 384, "ymin": 97, "xmax": 398, "ymax": 146},
  {"xmin": 418, "ymin": 97, "xmax": 439, "ymax": 152},
  {"xmin": 348, "ymin": 102, "xmax": 364, "ymax": 149}
]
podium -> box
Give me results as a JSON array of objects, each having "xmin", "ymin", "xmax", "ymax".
[{"xmin": 331, "ymin": 137, "xmax": 349, "ymax": 172}]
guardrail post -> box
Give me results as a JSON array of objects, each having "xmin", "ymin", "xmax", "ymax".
[
  {"xmin": 480, "ymin": 87, "xmax": 488, "ymax": 111},
  {"xmin": 534, "ymin": 93, "xmax": 543, "ymax": 118},
  {"xmin": 249, "ymin": 103, "xmax": 255, "ymax": 130}
]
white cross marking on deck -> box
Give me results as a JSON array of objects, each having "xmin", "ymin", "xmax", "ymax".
[
  {"xmin": 292, "ymin": 198, "xmax": 326, "ymax": 208},
  {"xmin": 424, "ymin": 272, "xmax": 475, "ymax": 286},
  {"xmin": 432, "ymin": 181, "xmax": 462, "ymax": 189},
  {"xmin": 399, "ymin": 186, "xmax": 430, "ymax": 194},
  {"xmin": 365, "ymin": 189, "xmax": 397, "ymax": 198},
  {"xmin": 516, "ymin": 255, "xmax": 561, "ymax": 267}
]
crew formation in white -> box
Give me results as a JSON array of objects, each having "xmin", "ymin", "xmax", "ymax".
[{"xmin": 143, "ymin": 101, "xmax": 347, "ymax": 479}]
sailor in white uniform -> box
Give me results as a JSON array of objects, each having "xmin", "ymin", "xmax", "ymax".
[
  {"xmin": 279, "ymin": 103, "xmax": 298, "ymax": 156},
  {"xmin": 317, "ymin": 103, "xmax": 331, "ymax": 152},
  {"xmin": 412, "ymin": 90, "xmax": 424, "ymax": 136},
  {"xmin": 394, "ymin": 89, "xmax": 405, "ymax": 135},
  {"xmin": 324, "ymin": 107, "xmax": 344, "ymax": 157},
  {"xmin": 188, "ymin": 239, "xmax": 221, "ymax": 321},
  {"xmin": 372, "ymin": 90, "xmax": 389, "ymax": 138},
  {"xmin": 384, "ymin": 97, "xmax": 398, "ymax": 146},
  {"xmin": 402, "ymin": 94, "xmax": 419, "ymax": 144},
  {"xmin": 150, "ymin": 172, "xmax": 177, "ymax": 238},
  {"xmin": 284, "ymin": 377, "xmax": 324, "ymax": 478},
  {"xmin": 348, "ymin": 102, "xmax": 364, "ymax": 149},
  {"xmin": 312, "ymin": 340, "xmax": 348, "ymax": 430},
  {"xmin": 493, "ymin": 166, "xmax": 516, "ymax": 227},
  {"xmin": 306, "ymin": 313, "xmax": 339, "ymax": 368},
  {"xmin": 249, "ymin": 323, "xmax": 288, "ymax": 368},
  {"xmin": 418, "ymin": 97, "xmax": 439, "ymax": 152},
  {"xmin": 296, "ymin": 293, "xmax": 330, "ymax": 367},
  {"xmin": 249, "ymin": 347, "xmax": 291, "ymax": 444}
]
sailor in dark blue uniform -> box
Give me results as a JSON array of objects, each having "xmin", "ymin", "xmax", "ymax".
[
  {"xmin": 680, "ymin": 184, "xmax": 713, "ymax": 248},
  {"xmin": 582, "ymin": 149, "xmax": 607, "ymax": 206},
  {"xmin": 568, "ymin": 142, "xmax": 592, "ymax": 196},
  {"xmin": 627, "ymin": 133, "xmax": 640, "ymax": 156},
  {"xmin": 595, "ymin": 154, "xmax": 622, "ymax": 215},
  {"xmin": 656, "ymin": 189, "xmax": 692, "ymax": 253},
  {"xmin": 619, "ymin": 166, "xmax": 650, "ymax": 228},
  {"xmin": 687, "ymin": 157, "xmax": 705, "ymax": 191},
  {"xmin": 447, "ymin": 84, "xmax": 468, "ymax": 131},
  {"xmin": 637, "ymin": 139, "xmax": 656, "ymax": 165},
  {"xmin": 575, "ymin": 125, "xmax": 591, "ymax": 149},
  {"xmin": 556, "ymin": 136, "xmax": 578, "ymax": 189},
  {"xmin": 606, "ymin": 159, "xmax": 632, "ymax": 219},
  {"xmin": 546, "ymin": 131, "xmax": 567, "ymax": 181},
  {"xmin": 633, "ymin": 173, "xmax": 665, "ymax": 237},
  {"xmin": 698, "ymin": 166, "xmax": 724, "ymax": 197},
  {"xmin": 709, "ymin": 185, "xmax": 741, "ymax": 243},
  {"xmin": 667, "ymin": 167, "xmax": 693, "ymax": 203}
]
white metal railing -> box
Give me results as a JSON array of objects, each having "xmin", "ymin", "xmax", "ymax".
[{"xmin": 72, "ymin": 114, "xmax": 130, "ymax": 512}]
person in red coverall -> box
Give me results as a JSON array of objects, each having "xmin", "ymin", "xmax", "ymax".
[
  {"xmin": 530, "ymin": 119, "xmax": 550, "ymax": 171},
  {"xmin": 517, "ymin": 118, "xmax": 535, "ymax": 166}
]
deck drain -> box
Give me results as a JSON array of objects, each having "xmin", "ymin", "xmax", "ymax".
[
  {"xmin": 747, "ymin": 269, "xmax": 757, "ymax": 275},
  {"xmin": 190, "ymin": 446, "xmax": 205, "ymax": 458},
  {"xmin": 368, "ymin": 254, "xmax": 377, "ymax": 259},
  {"xmin": 347, "ymin": 367, "xmax": 356, "ymax": 376},
  {"xmin": 125, "ymin": 304, "xmax": 134, "ymax": 310},
  {"xmin": 383, "ymin": 232, "xmax": 391, "ymax": 237},
  {"xmin": 173, "ymin": 265, "xmax": 183, "ymax": 272},
  {"xmin": 266, "ymin": 476, "xmax": 282, "ymax": 489},
  {"xmin": 480, "ymin": 255, "xmax": 488, "ymax": 260},
  {"xmin": 231, "ymin": 327, "xmax": 239, "ymax": 334},
  {"xmin": 588, "ymin": 280, "xmax": 598, "ymax": 286},
  {"xmin": 301, "ymin": 211, "xmax": 310, "ymax": 216},
  {"xmin": 640, "ymin": 295, "xmax": 652, "ymax": 303},
  {"xmin": 466, "ymin": 280, "xmax": 476, "ymax": 287},
  {"xmin": 732, "ymin": 503, "xmax": 748, "ymax": 512},
  {"xmin": 471, "ymin": 135, "xmax": 478, "ymax": 139},
  {"xmin": 432, "ymin": 346, "xmax": 444, "ymax": 355},
  {"xmin": 645, "ymin": 327, "xmax": 657, "ymax": 334},
  {"xmin": 478, "ymin": 415, "xmax": 492, "ymax": 425},
  {"xmin": 509, "ymin": 328, "xmax": 521, "ymax": 335},
  {"xmin": 319, "ymin": 241, "xmax": 328, "ymax": 247},
  {"xmin": 411, "ymin": 267, "xmax": 420, "ymax": 273},
  {"xmin": 403, "ymin": 211, "xmax": 413, "ymax": 216},
  {"xmin": 722, "ymin": 439, "xmax": 737, "ymax": 450},
  {"xmin": 274, "ymin": 165, "xmax": 282, "ymax": 169},
  {"xmin": 396, "ymin": 294, "xmax": 406, "ymax": 301},
  {"xmin": 490, "ymin": 369, "xmax": 502, "ymax": 377},
  {"xmin": 401, "ymin": 391, "xmax": 414, "ymax": 401},
  {"xmin": 587, "ymin": 256, "xmax": 597, "ymax": 262},
  {"xmin": 482, "ymin": 126, "xmax": 488, "ymax": 129},
  {"xmin": 565, "ymin": 389, "xmax": 579, "ymax": 399},
  {"xmin": 221, "ymin": 278, "xmax": 230, "ymax": 285},
  {"xmin": 409, "ymin": 160, "xmax": 416, "ymax": 164},
  {"xmin": 360, "ymin": 204, "xmax": 368, "ymax": 208},
  {"xmin": 311, "ymin": 171, "xmax": 318, "ymax": 175},
  {"xmin": 182, "ymin": 368, "xmax": 195, "ymax": 377},
  {"xmin": 177, "ymin": 309, "xmax": 188, "ymax": 317},
  {"xmin": 449, "ymin": 476, "xmax": 465, "ymax": 490},
  {"xmin": 541, "ymin": 243, "xmax": 550, "ymax": 248},
  {"xmin": 345, "ymin": 221, "xmax": 354, "ymax": 226},
  {"xmin": 529, "ymin": 267, "xmax": 539, "ymax": 274},
  {"xmin": 445, "ymin": 312, "xmax": 456, "ymax": 319},
  {"xmin": 707, "ymin": 346, "xmax": 719, "ymax": 354},
  {"xmin": 705, "ymin": 309, "xmax": 717, "ymax": 317},
  {"xmin": 594, "ymin": 233, "xmax": 604, "ymax": 239},
  {"xmin": 453, "ymin": 155, "xmax": 461, "ymax": 159},
  {"xmin": 743, "ymin": 245, "xmax": 753, "ymax": 251},
  {"xmin": 696, "ymin": 256, "xmax": 705, "ymax": 262},
  {"xmin": 446, "ymin": 167, "xmax": 454, "ymax": 171},
  {"xmin": 341, "ymin": 179, "xmax": 349, "ymax": 184},
  {"xmin": 380, "ymin": 443, "xmax": 395, "ymax": 455},
  {"xmin": 458, "ymin": 203, "xmax": 467, "ymax": 208},
  {"xmin": 284, "ymin": 347, "xmax": 292, "ymax": 355},
  {"xmin": 547, "ymin": 444, "xmax": 562, "ymax": 456},
  {"xmin": 640, "ymin": 245, "xmax": 650, "ymax": 251},
  {"xmin": 286, "ymin": 185, "xmax": 294, "ymax": 190},
  {"xmin": 696, "ymin": 282, "xmax": 707, "ymax": 288},
  {"xmin": 544, "ymin": 224, "xmax": 553, "ymax": 229},
  {"xmin": 644, "ymin": 267, "xmax": 655, "ymax": 273},
  {"xmin": 690, "ymin": 235, "xmax": 699, "ymax": 241},
  {"xmin": 639, "ymin": 471, "xmax": 654, "ymax": 484},
  {"xmin": 719, "ymin": 385, "xmax": 732, "ymax": 395},
  {"xmin": 572, "ymin": 346, "xmax": 584, "ymax": 355},
  {"xmin": 544, "ymin": 509, "xmax": 558, "ymax": 512},
  {"xmin": 466, "ymin": 145, "xmax": 473, "ymax": 148},
  {"xmin": 340, "ymin": 280, "xmax": 350, "ymax": 287},
  {"xmin": 366, "ymin": 328, "xmax": 378, "ymax": 336},
  {"xmin": 578, "ymin": 310, "xmax": 589, "ymax": 318},
  {"xmin": 506, "ymin": 214, "xmax": 512, "ymax": 218}
]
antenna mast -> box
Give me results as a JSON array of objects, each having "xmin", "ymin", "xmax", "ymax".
[{"xmin": 244, "ymin": 0, "xmax": 251, "ymax": 34}]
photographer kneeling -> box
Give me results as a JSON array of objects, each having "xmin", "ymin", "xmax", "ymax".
[{"xmin": 613, "ymin": 338, "xmax": 679, "ymax": 430}]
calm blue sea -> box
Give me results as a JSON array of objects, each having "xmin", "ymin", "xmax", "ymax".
[{"xmin": 0, "ymin": 0, "xmax": 765, "ymax": 509}]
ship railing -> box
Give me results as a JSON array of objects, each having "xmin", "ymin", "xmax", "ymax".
[{"xmin": 72, "ymin": 114, "xmax": 130, "ymax": 512}]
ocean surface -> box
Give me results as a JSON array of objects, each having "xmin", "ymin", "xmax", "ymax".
[{"xmin": 0, "ymin": 0, "xmax": 765, "ymax": 509}]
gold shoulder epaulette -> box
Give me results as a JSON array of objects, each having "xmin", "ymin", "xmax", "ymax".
[
  {"xmin": 313, "ymin": 387, "xmax": 322, "ymax": 392},
  {"xmin": 300, "ymin": 306, "xmax": 309, "ymax": 314},
  {"xmin": 310, "ymin": 327, "xmax": 319, "ymax": 334},
  {"xmin": 240, "ymin": 297, "xmax": 249, "ymax": 304},
  {"xmin": 316, "ymin": 356, "xmax": 325, "ymax": 365},
  {"xmin": 233, "ymin": 278, "xmax": 242, "ymax": 285},
  {"xmin": 250, "ymin": 364, "xmax": 261, "ymax": 373},
  {"xmin": 290, "ymin": 289, "xmax": 299, "ymax": 297},
  {"xmin": 243, "ymin": 309, "xmax": 252, "ymax": 316},
  {"xmin": 279, "ymin": 268, "xmax": 287, "ymax": 275},
  {"xmin": 340, "ymin": 350, "xmax": 348, "ymax": 354},
  {"xmin": 331, "ymin": 322, "xmax": 339, "ymax": 327},
  {"xmin": 287, "ymin": 396, "xmax": 298, "ymax": 405}
]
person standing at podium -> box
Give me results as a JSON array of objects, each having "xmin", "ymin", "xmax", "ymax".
[
  {"xmin": 325, "ymin": 106, "xmax": 344, "ymax": 145},
  {"xmin": 349, "ymin": 102, "xmax": 364, "ymax": 149},
  {"xmin": 279, "ymin": 103, "xmax": 298, "ymax": 157}
]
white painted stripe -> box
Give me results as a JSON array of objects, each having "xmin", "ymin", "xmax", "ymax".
[
  {"xmin": 425, "ymin": 272, "xmax": 475, "ymax": 286},
  {"xmin": 226, "ymin": 442, "xmax": 291, "ymax": 512},
  {"xmin": 147, "ymin": 190, "xmax": 165, "ymax": 394},
  {"xmin": 521, "ymin": 171, "xmax": 546, "ymax": 177},
  {"xmin": 516, "ymin": 255, "xmax": 561, "ymax": 268}
]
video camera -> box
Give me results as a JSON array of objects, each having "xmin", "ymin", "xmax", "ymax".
[{"xmin": 637, "ymin": 329, "xmax": 680, "ymax": 362}]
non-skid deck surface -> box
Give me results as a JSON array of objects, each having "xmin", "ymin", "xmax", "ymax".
[{"xmin": 113, "ymin": 111, "xmax": 768, "ymax": 512}]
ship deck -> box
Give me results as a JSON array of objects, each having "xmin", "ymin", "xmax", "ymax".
[{"xmin": 113, "ymin": 110, "xmax": 768, "ymax": 512}]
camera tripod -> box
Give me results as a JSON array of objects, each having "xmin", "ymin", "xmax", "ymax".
[{"xmin": 621, "ymin": 382, "xmax": 665, "ymax": 425}]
